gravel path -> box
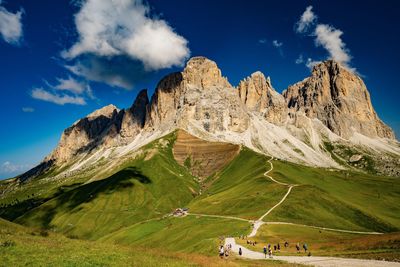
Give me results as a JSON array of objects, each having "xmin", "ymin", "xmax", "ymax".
[{"xmin": 225, "ymin": 237, "xmax": 400, "ymax": 267}]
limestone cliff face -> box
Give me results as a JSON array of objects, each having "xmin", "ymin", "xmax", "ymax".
[
  {"xmin": 238, "ymin": 71, "xmax": 287, "ymax": 124},
  {"xmin": 120, "ymin": 89, "xmax": 149, "ymax": 139},
  {"xmin": 146, "ymin": 56, "xmax": 250, "ymax": 133},
  {"xmin": 21, "ymin": 57, "xmax": 397, "ymax": 182},
  {"xmin": 46, "ymin": 104, "xmax": 123, "ymax": 163},
  {"xmin": 283, "ymin": 60, "xmax": 395, "ymax": 139}
]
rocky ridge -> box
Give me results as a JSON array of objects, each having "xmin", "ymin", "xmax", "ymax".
[{"xmin": 18, "ymin": 57, "xmax": 399, "ymax": 181}]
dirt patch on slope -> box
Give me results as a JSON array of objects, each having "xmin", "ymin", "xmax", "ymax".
[{"xmin": 172, "ymin": 130, "xmax": 240, "ymax": 178}]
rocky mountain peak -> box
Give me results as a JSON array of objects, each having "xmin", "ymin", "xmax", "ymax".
[
  {"xmin": 238, "ymin": 71, "xmax": 287, "ymax": 124},
  {"xmin": 86, "ymin": 104, "xmax": 119, "ymax": 120},
  {"xmin": 284, "ymin": 60, "xmax": 395, "ymax": 139},
  {"xmin": 120, "ymin": 89, "xmax": 149, "ymax": 139},
  {"xmin": 182, "ymin": 56, "xmax": 231, "ymax": 88}
]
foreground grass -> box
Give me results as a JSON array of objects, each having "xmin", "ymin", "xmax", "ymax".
[
  {"xmin": 237, "ymin": 223, "xmax": 400, "ymax": 262},
  {"xmin": 102, "ymin": 216, "xmax": 251, "ymax": 255},
  {"xmin": 0, "ymin": 218, "xmax": 301, "ymax": 267}
]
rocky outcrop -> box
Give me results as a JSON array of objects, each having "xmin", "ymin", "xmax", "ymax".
[
  {"xmin": 238, "ymin": 71, "xmax": 287, "ymax": 124},
  {"xmin": 120, "ymin": 89, "xmax": 149, "ymax": 139},
  {"xmin": 46, "ymin": 104, "xmax": 123, "ymax": 163},
  {"xmin": 18, "ymin": 56, "xmax": 398, "ymax": 181},
  {"xmin": 283, "ymin": 60, "xmax": 395, "ymax": 139},
  {"xmin": 146, "ymin": 56, "xmax": 250, "ymax": 133}
]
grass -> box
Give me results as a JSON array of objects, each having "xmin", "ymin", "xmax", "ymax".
[
  {"xmin": 14, "ymin": 133, "xmax": 200, "ymax": 240},
  {"xmin": 1, "ymin": 131, "xmax": 399, "ymax": 263},
  {"xmin": 188, "ymin": 148, "xmax": 288, "ymax": 220},
  {"xmin": 268, "ymin": 160, "xmax": 400, "ymax": 231},
  {"xmin": 102, "ymin": 216, "xmax": 250, "ymax": 255},
  {"xmin": 237, "ymin": 223, "xmax": 400, "ymax": 261},
  {"xmin": 0, "ymin": 218, "xmax": 299, "ymax": 267}
]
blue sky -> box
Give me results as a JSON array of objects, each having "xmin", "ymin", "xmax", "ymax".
[{"xmin": 0, "ymin": 0, "xmax": 399, "ymax": 179}]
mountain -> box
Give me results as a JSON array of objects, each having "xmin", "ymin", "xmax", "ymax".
[{"xmin": 17, "ymin": 57, "xmax": 400, "ymax": 183}]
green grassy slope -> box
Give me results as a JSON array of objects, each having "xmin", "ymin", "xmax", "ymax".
[
  {"xmin": 102, "ymin": 216, "xmax": 250, "ymax": 255},
  {"xmin": 237, "ymin": 223, "xmax": 400, "ymax": 261},
  {"xmin": 14, "ymin": 133, "xmax": 199, "ymax": 240},
  {"xmin": 1, "ymin": 131, "xmax": 400, "ymax": 262},
  {"xmin": 187, "ymin": 148, "xmax": 287, "ymax": 220},
  {"xmin": 267, "ymin": 160, "xmax": 400, "ymax": 232},
  {"xmin": 1, "ymin": 217, "xmax": 297, "ymax": 267}
]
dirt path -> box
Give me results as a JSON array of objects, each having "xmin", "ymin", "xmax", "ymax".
[
  {"xmin": 225, "ymin": 238, "xmax": 400, "ymax": 267},
  {"xmin": 186, "ymin": 213, "xmax": 250, "ymax": 222},
  {"xmin": 266, "ymin": 221, "xmax": 383, "ymax": 235},
  {"xmin": 249, "ymin": 157, "xmax": 297, "ymax": 237}
]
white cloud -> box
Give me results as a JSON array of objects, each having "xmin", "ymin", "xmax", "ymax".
[
  {"xmin": 0, "ymin": 2, "xmax": 23, "ymax": 44},
  {"xmin": 1, "ymin": 161, "xmax": 31, "ymax": 175},
  {"xmin": 295, "ymin": 54, "xmax": 304, "ymax": 64},
  {"xmin": 54, "ymin": 76, "xmax": 87, "ymax": 94},
  {"xmin": 31, "ymin": 88, "xmax": 86, "ymax": 105},
  {"xmin": 314, "ymin": 24, "xmax": 352, "ymax": 66},
  {"xmin": 272, "ymin": 40, "xmax": 283, "ymax": 47},
  {"xmin": 258, "ymin": 39, "xmax": 267, "ymax": 44},
  {"xmin": 296, "ymin": 6, "xmax": 317, "ymax": 33},
  {"xmin": 22, "ymin": 107, "xmax": 34, "ymax": 112},
  {"xmin": 305, "ymin": 58, "xmax": 320, "ymax": 69},
  {"xmin": 62, "ymin": 0, "xmax": 190, "ymax": 70}
]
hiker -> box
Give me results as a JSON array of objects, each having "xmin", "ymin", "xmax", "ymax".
[
  {"xmin": 263, "ymin": 246, "xmax": 267, "ymax": 258},
  {"xmin": 239, "ymin": 247, "xmax": 242, "ymax": 256},
  {"xmin": 277, "ymin": 243, "xmax": 280, "ymax": 251},
  {"xmin": 273, "ymin": 245, "xmax": 276, "ymax": 251},
  {"xmin": 268, "ymin": 247, "xmax": 273, "ymax": 258},
  {"xmin": 296, "ymin": 243, "xmax": 300, "ymax": 253},
  {"xmin": 225, "ymin": 246, "xmax": 229, "ymax": 258},
  {"xmin": 219, "ymin": 245, "xmax": 224, "ymax": 259},
  {"xmin": 284, "ymin": 241, "xmax": 289, "ymax": 248},
  {"xmin": 303, "ymin": 243, "xmax": 308, "ymax": 253}
]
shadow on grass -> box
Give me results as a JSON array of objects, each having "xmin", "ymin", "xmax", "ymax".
[{"xmin": 1, "ymin": 167, "xmax": 150, "ymax": 229}]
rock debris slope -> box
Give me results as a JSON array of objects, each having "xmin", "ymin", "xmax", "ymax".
[{"xmin": 18, "ymin": 57, "xmax": 399, "ymax": 182}]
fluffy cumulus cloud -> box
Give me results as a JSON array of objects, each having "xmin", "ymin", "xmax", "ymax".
[
  {"xmin": 63, "ymin": 0, "xmax": 190, "ymax": 71},
  {"xmin": 295, "ymin": 5, "xmax": 353, "ymax": 70},
  {"xmin": 31, "ymin": 75, "xmax": 95, "ymax": 105},
  {"xmin": 314, "ymin": 24, "xmax": 352, "ymax": 66},
  {"xmin": 272, "ymin": 40, "xmax": 283, "ymax": 47},
  {"xmin": 295, "ymin": 6, "xmax": 317, "ymax": 33},
  {"xmin": 31, "ymin": 88, "xmax": 86, "ymax": 105},
  {"xmin": 0, "ymin": 1, "xmax": 23, "ymax": 44},
  {"xmin": 54, "ymin": 76, "xmax": 87, "ymax": 94}
]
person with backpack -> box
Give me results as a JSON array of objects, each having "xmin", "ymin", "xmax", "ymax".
[
  {"xmin": 219, "ymin": 245, "xmax": 224, "ymax": 259},
  {"xmin": 296, "ymin": 243, "xmax": 300, "ymax": 253},
  {"xmin": 268, "ymin": 247, "xmax": 273, "ymax": 258},
  {"xmin": 263, "ymin": 246, "xmax": 267, "ymax": 258},
  {"xmin": 303, "ymin": 243, "xmax": 308, "ymax": 253},
  {"xmin": 239, "ymin": 247, "xmax": 242, "ymax": 256}
]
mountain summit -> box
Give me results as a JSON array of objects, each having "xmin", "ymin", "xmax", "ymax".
[{"xmin": 19, "ymin": 57, "xmax": 399, "ymax": 182}]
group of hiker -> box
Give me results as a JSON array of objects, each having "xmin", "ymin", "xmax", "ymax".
[
  {"xmin": 220, "ymin": 237, "xmax": 310, "ymax": 259},
  {"xmin": 219, "ymin": 243, "xmax": 232, "ymax": 259}
]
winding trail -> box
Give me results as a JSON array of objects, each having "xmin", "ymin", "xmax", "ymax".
[
  {"xmin": 249, "ymin": 157, "xmax": 298, "ymax": 237},
  {"xmin": 225, "ymin": 237, "xmax": 400, "ymax": 267},
  {"xmin": 221, "ymin": 157, "xmax": 395, "ymax": 266}
]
